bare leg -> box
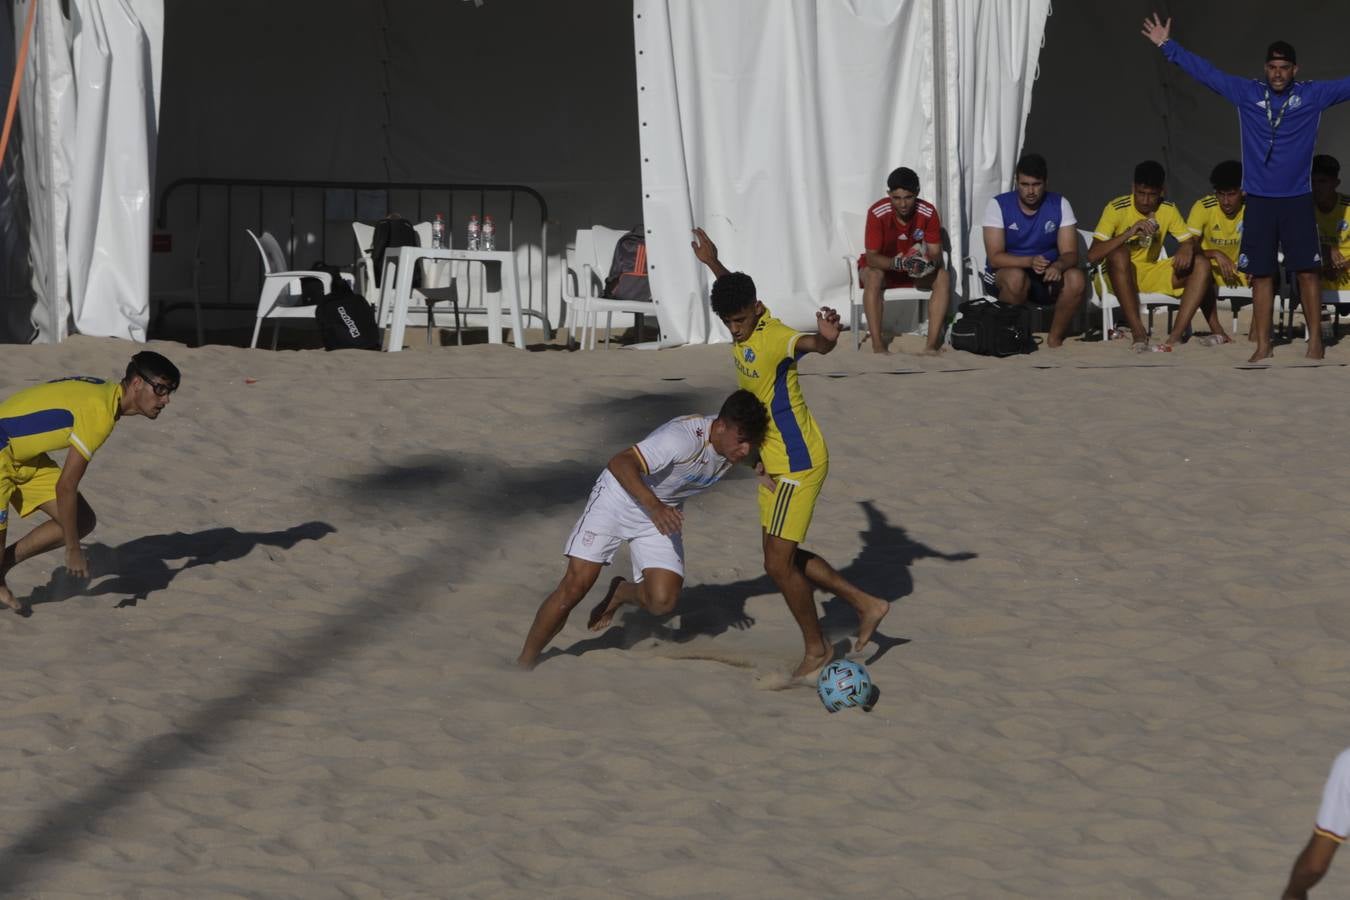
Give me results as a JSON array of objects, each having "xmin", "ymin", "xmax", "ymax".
[
  {"xmin": 517, "ymin": 556, "xmax": 603, "ymax": 669},
  {"xmin": 1048, "ymin": 269, "xmax": 1086, "ymax": 348},
  {"xmin": 0, "ymin": 495, "xmax": 97, "ymax": 580},
  {"xmin": 796, "ymin": 550, "xmax": 888, "ymax": 651},
  {"xmin": 1105, "ymin": 247, "xmax": 1148, "ymax": 343},
  {"xmin": 0, "ymin": 527, "xmax": 17, "ymax": 612},
  {"xmin": 1297, "ymin": 270, "xmax": 1325, "ymax": 360},
  {"xmin": 920, "ymin": 268, "xmax": 951, "ymax": 354},
  {"xmin": 995, "ymin": 268, "xmax": 1030, "ymax": 304},
  {"xmin": 1163, "ymin": 258, "xmax": 1215, "ymax": 346},
  {"xmin": 861, "ymin": 268, "xmax": 890, "ymax": 354},
  {"xmin": 1249, "ymin": 275, "xmax": 1276, "ymax": 362},
  {"xmin": 588, "ymin": 568, "xmax": 683, "ymax": 630},
  {"xmin": 763, "ymin": 531, "xmax": 831, "ymax": 678}
]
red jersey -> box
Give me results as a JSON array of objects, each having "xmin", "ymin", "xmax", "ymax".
[{"xmin": 857, "ymin": 196, "xmax": 943, "ymax": 269}]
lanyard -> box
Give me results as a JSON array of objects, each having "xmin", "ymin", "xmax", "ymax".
[{"xmin": 1264, "ymin": 87, "xmax": 1293, "ymax": 163}]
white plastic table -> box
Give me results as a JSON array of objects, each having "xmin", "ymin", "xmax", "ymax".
[{"xmin": 380, "ymin": 246, "xmax": 526, "ymax": 351}]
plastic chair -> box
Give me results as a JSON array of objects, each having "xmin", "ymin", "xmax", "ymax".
[
  {"xmin": 563, "ymin": 226, "xmax": 656, "ymax": 349},
  {"xmin": 353, "ymin": 221, "xmax": 466, "ymax": 346},
  {"xmin": 838, "ymin": 210, "xmax": 936, "ymax": 349},
  {"xmin": 1285, "ymin": 281, "xmax": 1350, "ymax": 342},
  {"xmin": 247, "ymin": 229, "xmax": 351, "ymax": 349}
]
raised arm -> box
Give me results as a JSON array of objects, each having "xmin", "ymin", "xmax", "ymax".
[
  {"xmin": 1142, "ymin": 13, "xmax": 1247, "ymax": 104},
  {"xmin": 691, "ymin": 228, "xmax": 731, "ymax": 280},
  {"xmin": 794, "ymin": 307, "xmax": 841, "ymax": 356}
]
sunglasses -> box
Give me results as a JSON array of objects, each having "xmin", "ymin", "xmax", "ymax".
[{"xmin": 134, "ymin": 366, "xmax": 177, "ymax": 398}]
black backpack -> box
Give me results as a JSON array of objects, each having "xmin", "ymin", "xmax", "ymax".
[
  {"xmin": 949, "ymin": 299, "xmax": 1036, "ymax": 357},
  {"xmin": 301, "ymin": 263, "xmax": 381, "ymax": 350},
  {"xmin": 603, "ymin": 227, "xmax": 652, "ymax": 303},
  {"xmin": 370, "ymin": 215, "xmax": 423, "ymax": 289}
]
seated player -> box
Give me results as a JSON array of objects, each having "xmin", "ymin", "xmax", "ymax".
[
  {"xmin": 981, "ymin": 153, "xmax": 1087, "ymax": 348},
  {"xmin": 1087, "ymin": 160, "xmax": 1212, "ymax": 352},
  {"xmin": 856, "ymin": 166, "xmax": 951, "ymax": 355},
  {"xmin": 516, "ymin": 390, "xmax": 769, "ymax": 670},
  {"xmin": 0, "ymin": 352, "xmax": 180, "ymax": 614},
  {"xmin": 1179, "ymin": 159, "xmax": 1245, "ymax": 346},
  {"xmin": 1312, "ymin": 154, "xmax": 1350, "ymax": 292}
]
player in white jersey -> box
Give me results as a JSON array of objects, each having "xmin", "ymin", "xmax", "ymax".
[
  {"xmin": 1282, "ymin": 747, "xmax": 1350, "ymax": 899},
  {"xmin": 516, "ymin": 390, "xmax": 768, "ymax": 670}
]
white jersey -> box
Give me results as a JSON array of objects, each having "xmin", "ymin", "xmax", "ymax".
[
  {"xmin": 1315, "ymin": 748, "xmax": 1350, "ymax": 843},
  {"xmin": 599, "ymin": 414, "xmax": 732, "ymax": 507}
]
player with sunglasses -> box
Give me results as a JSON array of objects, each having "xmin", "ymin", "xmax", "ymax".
[{"xmin": 0, "ymin": 351, "xmax": 180, "ymax": 614}]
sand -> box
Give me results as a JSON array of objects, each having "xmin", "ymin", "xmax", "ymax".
[{"xmin": 0, "ymin": 327, "xmax": 1347, "ymax": 898}]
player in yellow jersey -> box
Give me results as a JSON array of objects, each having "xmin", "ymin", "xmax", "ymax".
[
  {"xmin": 1312, "ymin": 155, "xmax": 1350, "ymax": 292},
  {"xmin": 1178, "ymin": 160, "xmax": 1246, "ymax": 347},
  {"xmin": 691, "ymin": 228, "xmax": 889, "ymax": 678},
  {"xmin": 0, "ymin": 352, "xmax": 179, "ymax": 614},
  {"xmin": 1087, "ymin": 160, "xmax": 1213, "ymax": 352}
]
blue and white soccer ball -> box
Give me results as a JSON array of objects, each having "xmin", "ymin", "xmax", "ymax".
[{"xmin": 817, "ymin": 659, "xmax": 879, "ymax": 713}]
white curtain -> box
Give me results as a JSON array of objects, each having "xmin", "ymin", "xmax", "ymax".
[
  {"xmin": 637, "ymin": 0, "xmax": 1050, "ymax": 344},
  {"xmin": 17, "ymin": 0, "xmax": 162, "ymax": 343}
]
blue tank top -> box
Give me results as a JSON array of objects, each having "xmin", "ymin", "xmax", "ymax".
[{"xmin": 992, "ymin": 190, "xmax": 1065, "ymax": 264}]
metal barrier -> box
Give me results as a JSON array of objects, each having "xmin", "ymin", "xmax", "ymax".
[{"xmin": 152, "ymin": 177, "xmax": 551, "ymax": 341}]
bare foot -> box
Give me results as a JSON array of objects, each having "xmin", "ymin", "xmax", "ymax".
[
  {"xmin": 0, "ymin": 584, "xmax": 22, "ymax": 613},
  {"xmin": 854, "ymin": 597, "xmax": 890, "ymax": 652},
  {"xmin": 792, "ymin": 637, "xmax": 832, "ymax": 679},
  {"xmin": 1248, "ymin": 345, "xmax": 1273, "ymax": 364},
  {"xmin": 918, "ymin": 345, "xmax": 944, "ymax": 356},
  {"xmin": 587, "ymin": 576, "xmax": 630, "ymax": 631},
  {"xmin": 870, "ymin": 346, "xmax": 892, "ymax": 355},
  {"xmin": 1306, "ymin": 346, "xmax": 1326, "ymax": 360}
]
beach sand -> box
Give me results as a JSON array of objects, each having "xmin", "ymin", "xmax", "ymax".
[{"xmin": 0, "ymin": 327, "xmax": 1347, "ymax": 897}]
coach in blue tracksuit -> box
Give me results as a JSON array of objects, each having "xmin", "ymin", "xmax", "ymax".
[{"xmin": 1143, "ymin": 13, "xmax": 1350, "ymax": 363}]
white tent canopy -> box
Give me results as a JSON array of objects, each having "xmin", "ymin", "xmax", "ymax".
[{"xmin": 14, "ymin": 1, "xmax": 1345, "ymax": 347}]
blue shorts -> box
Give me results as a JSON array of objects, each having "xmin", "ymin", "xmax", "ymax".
[
  {"xmin": 1240, "ymin": 193, "xmax": 1320, "ymax": 277},
  {"xmin": 981, "ymin": 268, "xmax": 1058, "ymax": 305}
]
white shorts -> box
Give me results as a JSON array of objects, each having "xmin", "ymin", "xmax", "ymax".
[{"xmin": 563, "ymin": 475, "xmax": 684, "ymax": 582}]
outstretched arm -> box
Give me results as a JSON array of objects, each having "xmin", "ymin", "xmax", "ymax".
[
  {"xmin": 55, "ymin": 450, "xmax": 90, "ymax": 578},
  {"xmin": 1281, "ymin": 832, "xmax": 1339, "ymax": 900},
  {"xmin": 1142, "ymin": 12, "xmax": 1246, "ymax": 104},
  {"xmin": 794, "ymin": 307, "xmax": 841, "ymax": 356},
  {"xmin": 691, "ymin": 228, "xmax": 731, "ymax": 280}
]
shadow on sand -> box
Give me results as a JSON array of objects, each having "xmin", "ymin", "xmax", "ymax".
[
  {"xmin": 549, "ymin": 500, "xmax": 976, "ymax": 668},
  {"xmin": 24, "ymin": 522, "xmax": 337, "ymax": 610}
]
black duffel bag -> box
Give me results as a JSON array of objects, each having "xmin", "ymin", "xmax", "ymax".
[
  {"xmin": 949, "ymin": 299, "xmax": 1036, "ymax": 357},
  {"xmin": 301, "ymin": 263, "xmax": 382, "ymax": 351}
]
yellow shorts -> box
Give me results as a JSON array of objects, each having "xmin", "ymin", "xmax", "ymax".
[
  {"xmin": 1210, "ymin": 263, "xmax": 1249, "ymax": 289},
  {"xmin": 759, "ymin": 461, "xmax": 828, "ymax": 544},
  {"xmin": 1134, "ymin": 258, "xmax": 1184, "ymax": 297},
  {"xmin": 0, "ymin": 450, "xmax": 60, "ymax": 533},
  {"xmin": 1323, "ymin": 269, "xmax": 1350, "ymax": 292}
]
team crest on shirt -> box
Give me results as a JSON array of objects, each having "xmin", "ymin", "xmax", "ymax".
[
  {"xmin": 582, "ymin": 531, "xmax": 596, "ymax": 547},
  {"xmin": 1044, "ymin": 220, "xmax": 1057, "ymax": 233},
  {"xmin": 1340, "ymin": 221, "xmax": 1349, "ymax": 233},
  {"xmin": 912, "ymin": 228, "xmax": 925, "ymax": 241},
  {"xmin": 743, "ymin": 347, "xmax": 756, "ymax": 363},
  {"xmin": 1238, "ymin": 253, "xmax": 1250, "ymax": 269},
  {"xmin": 1290, "ymin": 94, "xmax": 1303, "ymax": 108}
]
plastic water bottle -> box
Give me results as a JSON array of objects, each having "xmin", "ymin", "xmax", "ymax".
[
  {"xmin": 431, "ymin": 213, "xmax": 446, "ymax": 249},
  {"xmin": 482, "ymin": 215, "xmax": 496, "ymax": 251},
  {"xmin": 467, "ymin": 215, "xmax": 481, "ymax": 251}
]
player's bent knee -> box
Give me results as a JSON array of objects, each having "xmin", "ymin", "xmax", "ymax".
[{"xmin": 861, "ymin": 267, "xmax": 884, "ymax": 288}]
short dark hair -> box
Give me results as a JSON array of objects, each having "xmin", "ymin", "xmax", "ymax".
[
  {"xmin": 1133, "ymin": 160, "xmax": 1166, "ymax": 189},
  {"xmin": 1209, "ymin": 160, "xmax": 1242, "ymax": 191},
  {"xmin": 125, "ymin": 351, "xmax": 181, "ymax": 390},
  {"xmin": 1267, "ymin": 40, "xmax": 1297, "ymax": 64},
  {"xmin": 717, "ymin": 389, "xmax": 769, "ymax": 447},
  {"xmin": 1015, "ymin": 153, "xmax": 1048, "ymax": 180},
  {"xmin": 887, "ymin": 166, "xmax": 920, "ymax": 194},
  {"xmin": 710, "ymin": 272, "xmax": 757, "ymax": 319},
  {"xmin": 1313, "ymin": 154, "xmax": 1341, "ymax": 178}
]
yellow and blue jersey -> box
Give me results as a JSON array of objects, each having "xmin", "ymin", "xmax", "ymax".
[
  {"xmin": 730, "ymin": 310, "xmax": 827, "ymax": 474},
  {"xmin": 1186, "ymin": 195, "xmax": 1245, "ymax": 263},
  {"xmin": 1093, "ymin": 195, "xmax": 1191, "ymax": 265},
  {"xmin": 0, "ymin": 377, "xmax": 122, "ymax": 463}
]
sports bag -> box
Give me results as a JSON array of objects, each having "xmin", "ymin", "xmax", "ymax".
[
  {"xmin": 603, "ymin": 227, "xmax": 652, "ymax": 303},
  {"xmin": 303, "ymin": 263, "xmax": 381, "ymax": 350},
  {"xmin": 370, "ymin": 215, "xmax": 423, "ymax": 289},
  {"xmin": 949, "ymin": 298, "xmax": 1036, "ymax": 357}
]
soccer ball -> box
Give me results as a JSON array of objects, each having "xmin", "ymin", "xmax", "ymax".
[{"xmin": 816, "ymin": 659, "xmax": 880, "ymax": 713}]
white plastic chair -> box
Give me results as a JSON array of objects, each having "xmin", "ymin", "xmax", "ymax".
[
  {"xmin": 353, "ymin": 221, "xmax": 467, "ymax": 346},
  {"xmin": 838, "ymin": 211, "xmax": 934, "ymax": 349},
  {"xmin": 1285, "ymin": 284, "xmax": 1350, "ymax": 342},
  {"xmin": 562, "ymin": 226, "xmax": 657, "ymax": 349},
  {"xmin": 247, "ymin": 229, "xmax": 352, "ymax": 349},
  {"xmin": 1082, "ymin": 228, "xmax": 1178, "ymax": 341}
]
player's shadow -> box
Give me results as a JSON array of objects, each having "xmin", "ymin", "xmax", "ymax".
[
  {"xmin": 551, "ymin": 500, "xmax": 976, "ymax": 666},
  {"xmin": 24, "ymin": 521, "xmax": 336, "ymax": 609}
]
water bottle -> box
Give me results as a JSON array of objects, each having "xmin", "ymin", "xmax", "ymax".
[
  {"xmin": 467, "ymin": 214, "xmax": 481, "ymax": 251},
  {"xmin": 431, "ymin": 213, "xmax": 446, "ymax": 249},
  {"xmin": 482, "ymin": 215, "xmax": 496, "ymax": 251}
]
